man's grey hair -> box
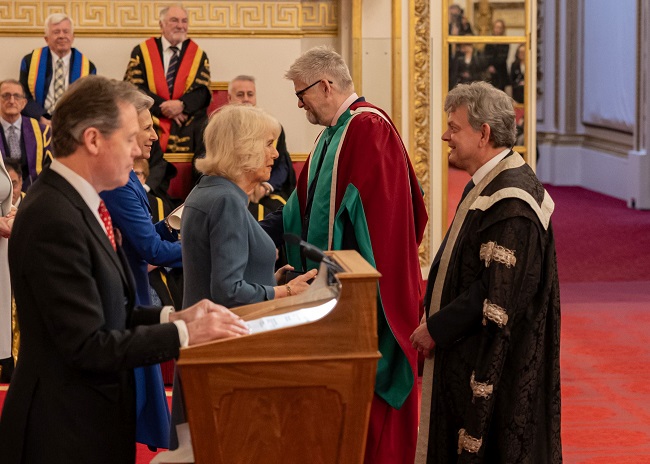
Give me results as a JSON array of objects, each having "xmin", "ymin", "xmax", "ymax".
[
  {"xmin": 285, "ymin": 46, "xmax": 354, "ymax": 92},
  {"xmin": 44, "ymin": 13, "xmax": 73, "ymax": 35},
  {"xmin": 159, "ymin": 4, "xmax": 187, "ymax": 22},
  {"xmin": 0, "ymin": 79, "xmax": 25, "ymax": 95},
  {"xmin": 228, "ymin": 75, "xmax": 255, "ymax": 93},
  {"xmin": 445, "ymin": 81, "xmax": 517, "ymax": 148}
]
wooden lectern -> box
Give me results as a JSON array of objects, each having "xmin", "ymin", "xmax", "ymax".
[{"xmin": 178, "ymin": 250, "xmax": 381, "ymax": 464}]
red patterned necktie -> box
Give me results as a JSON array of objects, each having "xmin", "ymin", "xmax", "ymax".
[{"xmin": 98, "ymin": 200, "xmax": 116, "ymax": 251}]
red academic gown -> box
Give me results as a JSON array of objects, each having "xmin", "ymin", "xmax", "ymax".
[{"xmin": 283, "ymin": 100, "xmax": 428, "ymax": 463}]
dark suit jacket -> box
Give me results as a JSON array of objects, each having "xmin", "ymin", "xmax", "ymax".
[
  {"xmin": 0, "ymin": 168, "xmax": 180, "ymax": 463},
  {"xmin": 19, "ymin": 47, "xmax": 97, "ymax": 120},
  {"xmin": 268, "ymin": 127, "xmax": 296, "ymax": 199}
]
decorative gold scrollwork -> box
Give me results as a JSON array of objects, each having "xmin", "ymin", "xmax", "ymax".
[
  {"xmin": 457, "ymin": 428, "xmax": 482, "ymax": 454},
  {"xmin": 470, "ymin": 371, "xmax": 494, "ymax": 400},
  {"xmin": 0, "ymin": 1, "xmax": 337, "ymax": 37},
  {"xmin": 482, "ymin": 299, "xmax": 509, "ymax": 328},
  {"xmin": 480, "ymin": 241, "xmax": 516, "ymax": 268}
]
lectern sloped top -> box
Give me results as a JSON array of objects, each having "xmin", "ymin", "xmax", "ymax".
[
  {"xmin": 177, "ymin": 250, "xmax": 382, "ymax": 464},
  {"xmin": 177, "ymin": 249, "xmax": 381, "ymax": 364}
]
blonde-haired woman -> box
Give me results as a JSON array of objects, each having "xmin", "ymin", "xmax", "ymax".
[
  {"xmin": 170, "ymin": 104, "xmax": 316, "ymax": 450},
  {"xmin": 182, "ymin": 104, "xmax": 316, "ymax": 309}
]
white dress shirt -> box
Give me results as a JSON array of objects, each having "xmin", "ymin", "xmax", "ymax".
[
  {"xmin": 330, "ymin": 93, "xmax": 360, "ymax": 127},
  {"xmin": 161, "ymin": 36, "xmax": 185, "ymax": 74},
  {"xmin": 472, "ymin": 148, "xmax": 512, "ymax": 186},
  {"xmin": 1, "ymin": 116, "xmax": 23, "ymax": 134},
  {"xmin": 49, "ymin": 159, "xmax": 189, "ymax": 345}
]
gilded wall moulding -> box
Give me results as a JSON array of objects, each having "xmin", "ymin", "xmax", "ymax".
[
  {"xmin": 411, "ymin": 0, "xmax": 431, "ymax": 266},
  {"xmin": 0, "ymin": 1, "xmax": 338, "ymax": 37}
]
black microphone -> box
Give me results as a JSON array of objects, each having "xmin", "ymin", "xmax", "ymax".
[{"xmin": 283, "ymin": 234, "xmax": 344, "ymax": 273}]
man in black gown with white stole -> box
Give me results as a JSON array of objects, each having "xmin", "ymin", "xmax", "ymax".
[{"xmin": 411, "ymin": 81, "xmax": 562, "ymax": 463}]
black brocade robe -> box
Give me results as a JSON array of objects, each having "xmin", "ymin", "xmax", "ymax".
[{"xmin": 417, "ymin": 152, "xmax": 562, "ymax": 463}]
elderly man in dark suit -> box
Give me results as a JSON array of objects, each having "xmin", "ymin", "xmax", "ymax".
[
  {"xmin": 0, "ymin": 75, "xmax": 249, "ymax": 464},
  {"xmin": 0, "ymin": 79, "xmax": 52, "ymax": 191}
]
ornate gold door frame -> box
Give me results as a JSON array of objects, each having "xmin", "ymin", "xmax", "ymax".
[
  {"xmin": 350, "ymin": 0, "xmax": 431, "ymax": 265},
  {"xmin": 409, "ymin": 0, "xmax": 431, "ymax": 266}
]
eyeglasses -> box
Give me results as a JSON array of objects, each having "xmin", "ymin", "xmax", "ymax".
[
  {"xmin": 295, "ymin": 80, "xmax": 332, "ymax": 103},
  {"xmin": 0, "ymin": 93, "xmax": 27, "ymax": 102}
]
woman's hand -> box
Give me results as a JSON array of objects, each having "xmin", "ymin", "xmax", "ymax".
[
  {"xmin": 248, "ymin": 183, "xmax": 268, "ymax": 204},
  {"xmin": 273, "ymin": 268, "xmax": 318, "ymax": 298},
  {"xmin": 0, "ymin": 216, "xmax": 13, "ymax": 239},
  {"xmin": 274, "ymin": 264, "xmax": 294, "ymax": 284}
]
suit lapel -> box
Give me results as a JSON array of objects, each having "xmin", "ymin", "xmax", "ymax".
[
  {"xmin": 115, "ymin": 243, "xmax": 137, "ymax": 315},
  {"xmin": 43, "ymin": 170, "xmax": 131, "ymax": 288},
  {"xmin": 0, "ymin": 129, "xmax": 6, "ymax": 156}
]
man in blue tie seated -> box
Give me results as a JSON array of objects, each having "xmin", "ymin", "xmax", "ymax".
[
  {"xmin": 19, "ymin": 13, "xmax": 96, "ymax": 125},
  {"xmin": 0, "ymin": 75, "xmax": 249, "ymax": 464},
  {"xmin": 0, "ymin": 79, "xmax": 52, "ymax": 191}
]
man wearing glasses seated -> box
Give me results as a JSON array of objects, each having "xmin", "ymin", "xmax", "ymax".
[{"xmin": 0, "ymin": 79, "xmax": 52, "ymax": 191}]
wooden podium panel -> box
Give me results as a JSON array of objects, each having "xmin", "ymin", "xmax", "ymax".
[{"xmin": 178, "ymin": 251, "xmax": 381, "ymax": 464}]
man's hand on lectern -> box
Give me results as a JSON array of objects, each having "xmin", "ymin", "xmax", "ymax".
[{"xmin": 171, "ymin": 299, "xmax": 250, "ymax": 345}]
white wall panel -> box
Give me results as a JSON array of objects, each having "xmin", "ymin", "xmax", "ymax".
[
  {"xmin": 0, "ymin": 36, "xmax": 335, "ymax": 154},
  {"xmin": 582, "ymin": 0, "xmax": 636, "ymax": 133}
]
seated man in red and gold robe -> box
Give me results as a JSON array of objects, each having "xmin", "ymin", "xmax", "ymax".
[{"xmin": 124, "ymin": 4, "xmax": 211, "ymax": 155}]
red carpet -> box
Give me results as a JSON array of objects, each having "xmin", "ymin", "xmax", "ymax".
[
  {"xmin": 449, "ymin": 169, "xmax": 650, "ymax": 282},
  {"xmin": 560, "ymin": 281, "xmax": 650, "ymax": 463},
  {"xmin": 546, "ymin": 186, "xmax": 650, "ymax": 282}
]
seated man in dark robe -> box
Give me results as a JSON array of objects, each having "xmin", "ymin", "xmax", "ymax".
[{"xmin": 124, "ymin": 4, "xmax": 211, "ymax": 154}]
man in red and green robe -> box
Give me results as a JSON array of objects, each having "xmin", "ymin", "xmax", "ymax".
[{"xmin": 264, "ymin": 46, "xmax": 428, "ymax": 464}]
